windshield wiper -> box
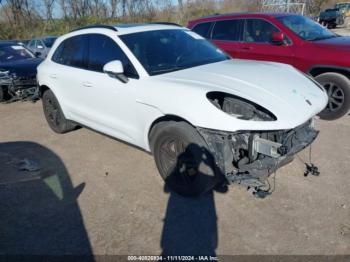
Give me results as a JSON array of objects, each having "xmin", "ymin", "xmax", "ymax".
[
  {"xmin": 151, "ymin": 68, "xmax": 180, "ymax": 74},
  {"xmin": 151, "ymin": 66, "xmax": 190, "ymax": 75},
  {"xmin": 151, "ymin": 58, "xmax": 227, "ymax": 76}
]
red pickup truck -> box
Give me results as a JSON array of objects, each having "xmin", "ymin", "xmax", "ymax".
[{"xmin": 188, "ymin": 13, "xmax": 350, "ymax": 120}]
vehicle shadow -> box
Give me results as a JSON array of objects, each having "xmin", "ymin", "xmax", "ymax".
[
  {"xmin": 0, "ymin": 141, "xmax": 93, "ymax": 259},
  {"xmin": 160, "ymin": 144, "xmax": 228, "ymax": 256}
]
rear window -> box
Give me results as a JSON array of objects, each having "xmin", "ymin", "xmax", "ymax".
[
  {"xmin": 192, "ymin": 22, "xmax": 212, "ymax": 38},
  {"xmin": 52, "ymin": 35, "xmax": 86, "ymax": 68}
]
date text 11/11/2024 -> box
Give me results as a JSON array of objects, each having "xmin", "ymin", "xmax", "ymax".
[{"xmin": 127, "ymin": 256, "xmax": 219, "ymax": 261}]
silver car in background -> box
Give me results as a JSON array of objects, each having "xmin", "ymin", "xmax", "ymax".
[{"xmin": 27, "ymin": 36, "xmax": 57, "ymax": 58}]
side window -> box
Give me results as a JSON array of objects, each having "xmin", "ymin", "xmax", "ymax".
[
  {"xmin": 52, "ymin": 42, "xmax": 64, "ymax": 62},
  {"xmin": 192, "ymin": 22, "xmax": 212, "ymax": 38},
  {"xmin": 212, "ymin": 19, "xmax": 242, "ymax": 41},
  {"xmin": 29, "ymin": 40, "xmax": 35, "ymax": 48},
  {"xmin": 87, "ymin": 34, "xmax": 138, "ymax": 78},
  {"xmin": 244, "ymin": 19, "xmax": 280, "ymax": 44},
  {"xmin": 52, "ymin": 35, "xmax": 86, "ymax": 68}
]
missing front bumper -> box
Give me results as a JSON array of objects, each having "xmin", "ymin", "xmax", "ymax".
[
  {"xmin": 198, "ymin": 119, "xmax": 319, "ymax": 188},
  {"xmin": 0, "ymin": 73, "xmax": 39, "ymax": 102}
]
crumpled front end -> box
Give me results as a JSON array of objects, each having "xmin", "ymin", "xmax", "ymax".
[
  {"xmin": 0, "ymin": 71, "xmax": 38, "ymax": 102},
  {"xmin": 198, "ymin": 118, "xmax": 318, "ymax": 190}
]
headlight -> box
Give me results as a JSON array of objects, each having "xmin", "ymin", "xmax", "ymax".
[
  {"xmin": 207, "ymin": 92, "xmax": 276, "ymax": 121},
  {"xmin": 0, "ymin": 69, "xmax": 10, "ymax": 79}
]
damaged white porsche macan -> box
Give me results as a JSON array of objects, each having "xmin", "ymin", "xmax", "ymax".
[{"xmin": 37, "ymin": 24, "xmax": 328, "ymax": 197}]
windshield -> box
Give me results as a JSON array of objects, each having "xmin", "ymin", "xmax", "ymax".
[
  {"xmin": 43, "ymin": 37, "xmax": 57, "ymax": 48},
  {"xmin": 277, "ymin": 15, "xmax": 338, "ymax": 41},
  {"xmin": 335, "ymin": 3, "xmax": 350, "ymax": 11},
  {"xmin": 120, "ymin": 29, "xmax": 230, "ymax": 76},
  {"xmin": 323, "ymin": 8, "xmax": 339, "ymax": 12},
  {"xmin": 0, "ymin": 45, "xmax": 34, "ymax": 63}
]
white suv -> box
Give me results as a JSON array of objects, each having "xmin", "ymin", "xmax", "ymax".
[{"xmin": 37, "ymin": 24, "xmax": 328, "ymax": 197}]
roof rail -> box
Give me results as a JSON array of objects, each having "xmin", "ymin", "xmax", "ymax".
[
  {"xmin": 70, "ymin": 24, "xmax": 118, "ymax": 32},
  {"xmin": 150, "ymin": 22, "xmax": 182, "ymax": 27},
  {"xmin": 198, "ymin": 12, "xmax": 247, "ymax": 20}
]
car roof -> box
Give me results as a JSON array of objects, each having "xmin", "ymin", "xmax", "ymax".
[
  {"xmin": 116, "ymin": 23, "xmax": 184, "ymax": 34},
  {"xmin": 189, "ymin": 12, "xmax": 297, "ymax": 24},
  {"xmin": 30, "ymin": 36, "xmax": 57, "ymax": 41},
  {"xmin": 70, "ymin": 23, "xmax": 184, "ymax": 35},
  {"xmin": 0, "ymin": 41, "xmax": 18, "ymax": 47}
]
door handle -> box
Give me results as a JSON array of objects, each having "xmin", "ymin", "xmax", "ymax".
[
  {"xmin": 50, "ymin": 74, "xmax": 57, "ymax": 79},
  {"xmin": 82, "ymin": 82, "xmax": 93, "ymax": 87}
]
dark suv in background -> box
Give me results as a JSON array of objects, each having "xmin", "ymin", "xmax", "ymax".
[
  {"xmin": 188, "ymin": 13, "xmax": 350, "ymax": 120},
  {"xmin": 0, "ymin": 41, "xmax": 42, "ymax": 102}
]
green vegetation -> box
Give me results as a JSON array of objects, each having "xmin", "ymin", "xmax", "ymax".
[{"xmin": 0, "ymin": 0, "xmax": 339, "ymax": 40}]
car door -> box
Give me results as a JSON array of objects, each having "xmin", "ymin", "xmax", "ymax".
[
  {"xmin": 50, "ymin": 34, "xmax": 88, "ymax": 121},
  {"xmin": 68, "ymin": 33, "xmax": 140, "ymax": 142},
  {"xmin": 210, "ymin": 19, "xmax": 244, "ymax": 58},
  {"xmin": 239, "ymin": 18, "xmax": 295, "ymax": 65}
]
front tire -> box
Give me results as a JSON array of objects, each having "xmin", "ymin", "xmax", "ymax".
[
  {"xmin": 327, "ymin": 23, "xmax": 336, "ymax": 29},
  {"xmin": 315, "ymin": 72, "xmax": 350, "ymax": 120},
  {"xmin": 42, "ymin": 89, "xmax": 77, "ymax": 134},
  {"xmin": 0, "ymin": 87, "xmax": 9, "ymax": 102},
  {"xmin": 150, "ymin": 121, "xmax": 221, "ymax": 197}
]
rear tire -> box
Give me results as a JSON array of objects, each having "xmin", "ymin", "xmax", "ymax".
[
  {"xmin": 315, "ymin": 72, "xmax": 350, "ymax": 120},
  {"xmin": 150, "ymin": 121, "xmax": 221, "ymax": 197},
  {"xmin": 42, "ymin": 89, "xmax": 77, "ymax": 134}
]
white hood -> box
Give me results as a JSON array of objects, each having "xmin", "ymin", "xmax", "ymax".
[{"xmin": 151, "ymin": 59, "xmax": 328, "ymax": 132}]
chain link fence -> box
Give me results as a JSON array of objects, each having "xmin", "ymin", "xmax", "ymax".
[{"xmin": 260, "ymin": 0, "xmax": 308, "ymax": 15}]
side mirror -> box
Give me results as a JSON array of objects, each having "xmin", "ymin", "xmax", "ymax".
[
  {"xmin": 271, "ymin": 32, "xmax": 285, "ymax": 45},
  {"xmin": 34, "ymin": 52, "xmax": 42, "ymax": 57},
  {"xmin": 103, "ymin": 60, "xmax": 129, "ymax": 83},
  {"xmin": 37, "ymin": 45, "xmax": 44, "ymax": 49}
]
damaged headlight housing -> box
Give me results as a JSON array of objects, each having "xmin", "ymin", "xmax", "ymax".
[{"xmin": 207, "ymin": 91, "xmax": 277, "ymax": 121}]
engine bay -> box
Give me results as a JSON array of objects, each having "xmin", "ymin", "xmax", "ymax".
[
  {"xmin": 198, "ymin": 119, "xmax": 319, "ymax": 196},
  {"xmin": 0, "ymin": 71, "xmax": 39, "ymax": 102}
]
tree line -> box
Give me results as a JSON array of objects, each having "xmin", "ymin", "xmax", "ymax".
[{"xmin": 0, "ymin": 0, "xmax": 339, "ymax": 40}]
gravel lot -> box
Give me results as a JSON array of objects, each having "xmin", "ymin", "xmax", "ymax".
[
  {"xmin": 0, "ymin": 29, "xmax": 350, "ymax": 257},
  {"xmin": 333, "ymin": 27, "xmax": 350, "ymax": 36}
]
